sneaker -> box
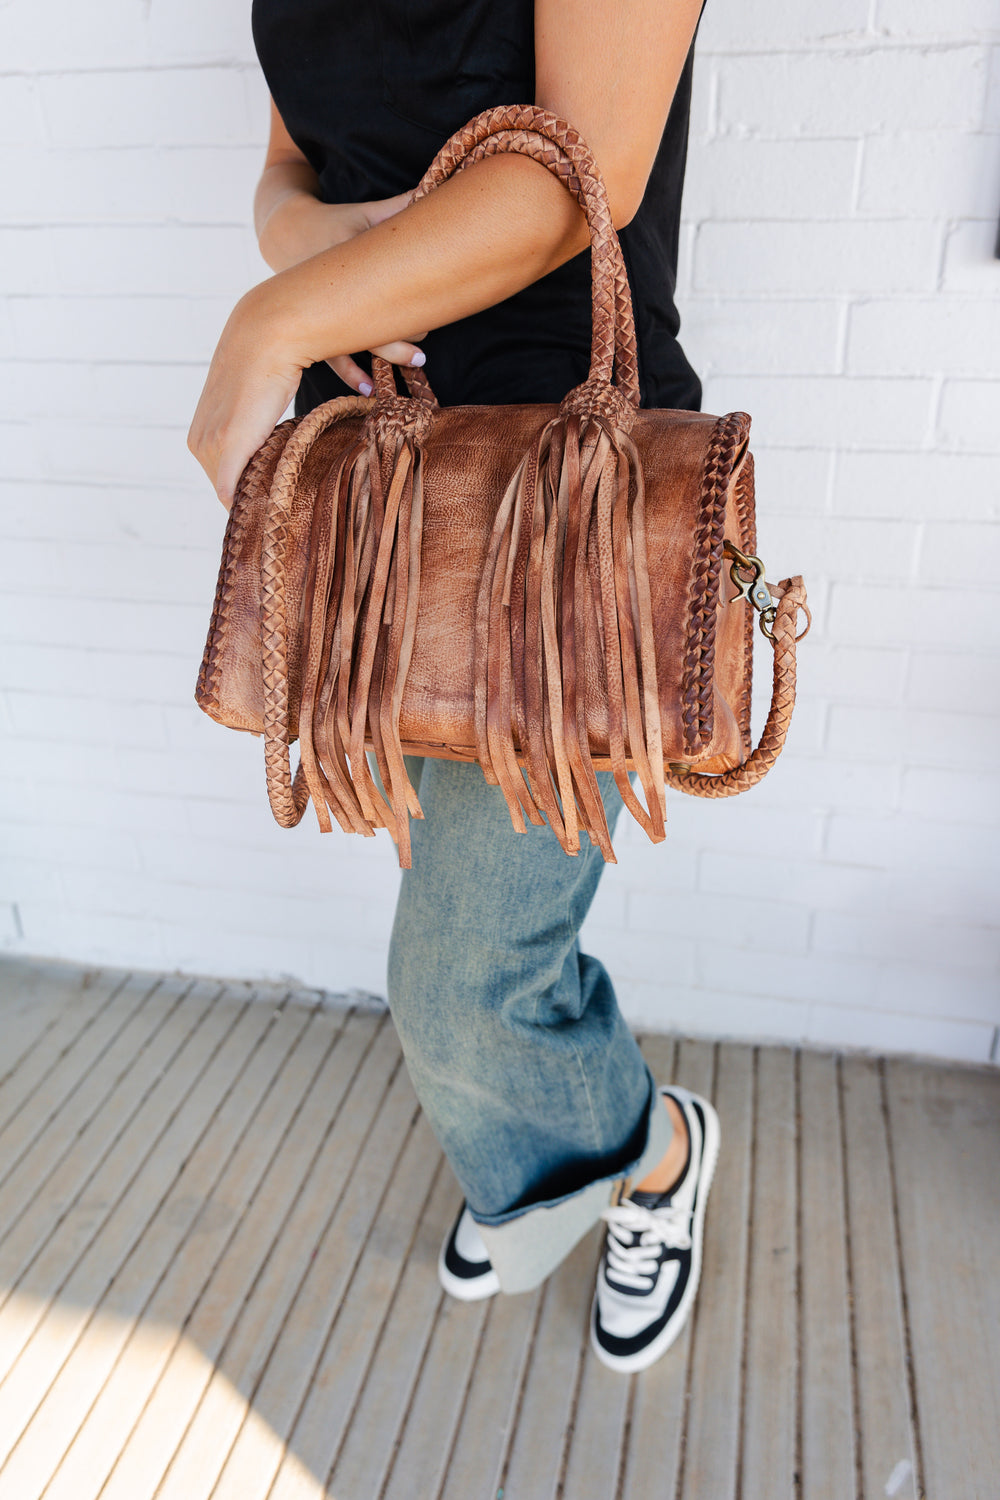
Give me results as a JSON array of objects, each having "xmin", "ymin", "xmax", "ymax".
[
  {"xmin": 437, "ymin": 1202, "xmax": 501, "ymax": 1301},
  {"xmin": 591, "ymin": 1084, "xmax": 721, "ymax": 1373}
]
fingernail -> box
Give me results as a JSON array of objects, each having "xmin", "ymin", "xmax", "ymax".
[
  {"xmin": 409, "ymin": 351, "xmax": 426, "ymax": 368},
  {"xmin": 359, "ymin": 380, "xmax": 374, "ymax": 396}
]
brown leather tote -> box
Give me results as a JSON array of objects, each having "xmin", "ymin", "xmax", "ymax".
[{"xmin": 196, "ymin": 105, "xmax": 809, "ymax": 868}]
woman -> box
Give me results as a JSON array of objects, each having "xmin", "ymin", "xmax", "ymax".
[{"xmin": 188, "ymin": 0, "xmax": 718, "ymax": 1373}]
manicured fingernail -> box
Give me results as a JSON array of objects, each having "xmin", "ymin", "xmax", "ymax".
[
  {"xmin": 359, "ymin": 380, "xmax": 373, "ymax": 396},
  {"xmin": 409, "ymin": 351, "xmax": 426, "ymax": 367}
]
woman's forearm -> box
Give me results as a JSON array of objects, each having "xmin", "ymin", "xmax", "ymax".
[
  {"xmin": 254, "ymin": 160, "xmax": 331, "ymax": 273},
  {"xmin": 253, "ymin": 151, "xmax": 595, "ymax": 369}
]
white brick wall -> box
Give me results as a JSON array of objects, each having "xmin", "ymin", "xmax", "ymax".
[{"xmin": 2, "ymin": 0, "xmax": 998, "ymax": 1064}]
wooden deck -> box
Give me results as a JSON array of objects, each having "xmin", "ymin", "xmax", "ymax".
[{"xmin": 0, "ymin": 956, "xmax": 996, "ymax": 1500}]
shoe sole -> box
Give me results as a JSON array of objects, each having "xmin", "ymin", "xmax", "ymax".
[
  {"xmin": 436, "ymin": 1238, "xmax": 501, "ymax": 1302},
  {"xmin": 589, "ymin": 1090, "xmax": 722, "ymax": 1374}
]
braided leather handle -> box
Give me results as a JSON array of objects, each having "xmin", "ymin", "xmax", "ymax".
[
  {"xmin": 370, "ymin": 105, "xmax": 640, "ymax": 408},
  {"xmin": 667, "ymin": 576, "xmax": 811, "ymax": 797}
]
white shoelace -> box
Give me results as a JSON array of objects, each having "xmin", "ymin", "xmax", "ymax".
[{"xmin": 600, "ymin": 1200, "xmax": 692, "ymax": 1291}]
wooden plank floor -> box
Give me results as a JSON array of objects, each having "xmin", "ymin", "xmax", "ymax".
[{"xmin": 0, "ymin": 956, "xmax": 996, "ymax": 1500}]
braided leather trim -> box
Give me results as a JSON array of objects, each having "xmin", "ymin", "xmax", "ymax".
[
  {"xmin": 679, "ymin": 411, "xmax": 752, "ymax": 754},
  {"xmin": 560, "ymin": 377, "xmax": 637, "ymax": 434},
  {"xmin": 196, "ymin": 420, "xmax": 296, "ymax": 719},
  {"xmin": 363, "ymin": 394, "xmax": 437, "ymax": 447}
]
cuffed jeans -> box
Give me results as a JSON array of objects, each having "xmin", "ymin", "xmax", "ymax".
[{"xmin": 385, "ymin": 755, "xmax": 673, "ymax": 1294}]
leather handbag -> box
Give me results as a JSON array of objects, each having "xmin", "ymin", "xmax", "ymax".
[{"xmin": 196, "ymin": 105, "xmax": 809, "ymax": 868}]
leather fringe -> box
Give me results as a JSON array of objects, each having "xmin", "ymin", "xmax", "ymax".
[
  {"xmin": 474, "ymin": 407, "xmax": 666, "ymax": 863},
  {"xmin": 268, "ymin": 390, "xmax": 668, "ymax": 869},
  {"xmin": 293, "ymin": 414, "xmax": 426, "ymax": 869}
]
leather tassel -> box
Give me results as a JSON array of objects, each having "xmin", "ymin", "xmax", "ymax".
[
  {"xmin": 517, "ymin": 431, "xmax": 569, "ymax": 848},
  {"xmin": 288, "ymin": 409, "xmax": 427, "ymax": 867},
  {"xmin": 349, "ymin": 436, "xmax": 403, "ymax": 834},
  {"xmin": 550, "ymin": 415, "xmax": 609, "ymax": 857},
  {"xmin": 273, "ymin": 380, "xmax": 661, "ymax": 869},
  {"xmin": 539, "ymin": 423, "xmax": 580, "ymax": 852},
  {"xmin": 476, "ymin": 451, "xmax": 539, "ymax": 828},
  {"xmin": 473, "ymin": 401, "xmax": 664, "ymax": 862},
  {"xmin": 297, "ymin": 444, "xmax": 359, "ymax": 835},
  {"xmin": 605, "ymin": 428, "xmax": 666, "ymax": 841},
  {"xmin": 316, "ymin": 439, "xmax": 377, "ymax": 833},
  {"xmin": 373, "ymin": 434, "xmax": 427, "ymax": 868}
]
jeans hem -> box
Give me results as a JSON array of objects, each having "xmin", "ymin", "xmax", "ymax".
[{"xmin": 472, "ymin": 1077, "xmax": 674, "ymax": 1295}]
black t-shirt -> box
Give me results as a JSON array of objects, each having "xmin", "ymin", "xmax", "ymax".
[{"xmin": 251, "ymin": 0, "xmax": 702, "ymax": 417}]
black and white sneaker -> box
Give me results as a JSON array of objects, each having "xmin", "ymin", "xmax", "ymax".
[
  {"xmin": 437, "ymin": 1202, "xmax": 501, "ymax": 1301},
  {"xmin": 591, "ymin": 1085, "xmax": 720, "ymax": 1373}
]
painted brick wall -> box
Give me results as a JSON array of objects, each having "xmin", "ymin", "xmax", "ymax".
[{"xmin": 2, "ymin": 0, "xmax": 998, "ymax": 1063}]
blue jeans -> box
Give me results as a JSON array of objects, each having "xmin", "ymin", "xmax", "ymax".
[{"xmin": 386, "ymin": 755, "xmax": 673, "ymax": 1294}]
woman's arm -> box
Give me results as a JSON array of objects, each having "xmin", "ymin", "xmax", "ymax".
[
  {"xmin": 253, "ymin": 98, "xmax": 427, "ymax": 388},
  {"xmin": 253, "ymin": 102, "xmax": 327, "ymax": 272},
  {"xmin": 189, "ymin": 0, "xmax": 704, "ymax": 506}
]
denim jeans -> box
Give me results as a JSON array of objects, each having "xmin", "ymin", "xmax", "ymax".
[{"xmin": 385, "ymin": 755, "xmax": 673, "ymax": 1294}]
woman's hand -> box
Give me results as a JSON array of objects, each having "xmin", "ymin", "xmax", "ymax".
[
  {"xmin": 259, "ymin": 184, "xmax": 429, "ymax": 394},
  {"xmin": 320, "ymin": 193, "xmax": 429, "ymax": 398},
  {"xmin": 187, "ymin": 283, "xmax": 305, "ymax": 510},
  {"xmin": 256, "ymin": 173, "xmax": 428, "ymax": 396},
  {"xmin": 190, "ymin": 187, "xmax": 427, "ymax": 510}
]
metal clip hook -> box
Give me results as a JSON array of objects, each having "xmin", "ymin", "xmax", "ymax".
[{"xmin": 723, "ymin": 539, "xmax": 778, "ymax": 638}]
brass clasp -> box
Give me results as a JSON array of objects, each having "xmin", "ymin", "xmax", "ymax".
[{"xmin": 723, "ymin": 539, "xmax": 777, "ymax": 639}]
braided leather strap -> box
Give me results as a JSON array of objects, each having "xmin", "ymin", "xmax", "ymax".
[
  {"xmin": 666, "ymin": 577, "xmax": 811, "ymax": 797},
  {"xmin": 370, "ymin": 105, "xmax": 640, "ymax": 409}
]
